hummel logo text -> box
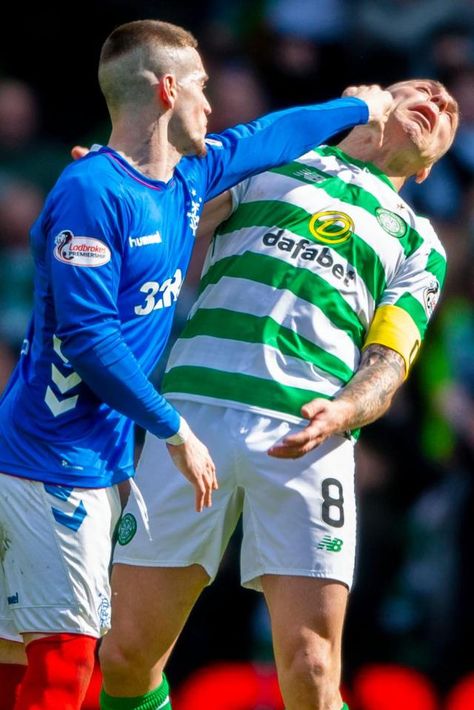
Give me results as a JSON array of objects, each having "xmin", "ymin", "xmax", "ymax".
[{"xmin": 129, "ymin": 232, "xmax": 162, "ymax": 248}]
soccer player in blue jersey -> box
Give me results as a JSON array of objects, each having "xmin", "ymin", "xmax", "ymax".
[{"xmin": 0, "ymin": 19, "xmax": 392, "ymax": 710}]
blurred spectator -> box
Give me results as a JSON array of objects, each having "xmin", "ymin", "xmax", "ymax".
[
  {"xmin": 0, "ymin": 78, "xmax": 70, "ymax": 193},
  {"xmin": 403, "ymin": 66, "xmax": 474, "ymax": 220},
  {"xmin": 205, "ymin": 61, "xmax": 270, "ymax": 133},
  {"xmin": 413, "ymin": 22, "xmax": 474, "ymax": 81},
  {"xmin": 264, "ymin": 0, "xmax": 349, "ymax": 43},
  {"xmin": 204, "ymin": 0, "xmax": 353, "ymax": 108},
  {"xmin": 354, "ymin": 0, "xmax": 474, "ymax": 83},
  {"xmin": 0, "ymin": 341, "xmax": 16, "ymax": 393},
  {"xmin": 0, "ymin": 178, "xmax": 42, "ymax": 354}
]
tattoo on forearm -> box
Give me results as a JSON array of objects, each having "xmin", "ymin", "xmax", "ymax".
[{"xmin": 336, "ymin": 344, "xmax": 405, "ymax": 429}]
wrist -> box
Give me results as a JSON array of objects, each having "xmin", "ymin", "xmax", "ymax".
[
  {"xmin": 165, "ymin": 417, "xmax": 191, "ymax": 446},
  {"xmin": 332, "ymin": 397, "xmax": 355, "ymax": 429}
]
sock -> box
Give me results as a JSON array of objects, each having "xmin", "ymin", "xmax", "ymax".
[
  {"xmin": 100, "ymin": 673, "xmax": 171, "ymax": 709},
  {"xmin": 0, "ymin": 662, "xmax": 27, "ymax": 708},
  {"xmin": 15, "ymin": 633, "xmax": 96, "ymax": 710}
]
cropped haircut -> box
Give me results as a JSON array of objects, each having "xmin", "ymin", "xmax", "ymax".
[{"xmin": 98, "ymin": 20, "xmax": 198, "ymax": 113}]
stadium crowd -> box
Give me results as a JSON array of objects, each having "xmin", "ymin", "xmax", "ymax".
[{"xmin": 1, "ymin": 1, "xmax": 474, "ymax": 708}]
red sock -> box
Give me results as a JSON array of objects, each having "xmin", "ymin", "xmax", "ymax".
[
  {"xmin": 15, "ymin": 633, "xmax": 96, "ymax": 710},
  {"xmin": 0, "ymin": 663, "xmax": 27, "ymax": 709}
]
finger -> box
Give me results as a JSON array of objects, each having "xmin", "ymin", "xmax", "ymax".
[
  {"xmin": 205, "ymin": 475, "xmax": 213, "ymax": 508},
  {"xmin": 268, "ymin": 432, "xmax": 326, "ymax": 457},
  {"xmin": 71, "ymin": 145, "xmax": 89, "ymax": 160},
  {"xmin": 378, "ymin": 120, "xmax": 385, "ymax": 148},
  {"xmin": 301, "ymin": 400, "xmax": 327, "ymax": 419},
  {"xmin": 279, "ymin": 422, "xmax": 325, "ymax": 446},
  {"xmin": 195, "ymin": 482, "xmax": 205, "ymax": 513},
  {"xmin": 267, "ymin": 444, "xmax": 310, "ymax": 459},
  {"xmin": 278, "ymin": 430, "xmax": 313, "ymax": 447}
]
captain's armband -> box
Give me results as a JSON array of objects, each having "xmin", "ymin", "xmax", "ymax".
[{"xmin": 363, "ymin": 304, "xmax": 421, "ymax": 378}]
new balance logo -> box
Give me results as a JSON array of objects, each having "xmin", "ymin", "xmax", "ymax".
[
  {"xmin": 317, "ymin": 535, "xmax": 344, "ymax": 552},
  {"xmin": 293, "ymin": 167, "xmax": 326, "ymax": 184}
]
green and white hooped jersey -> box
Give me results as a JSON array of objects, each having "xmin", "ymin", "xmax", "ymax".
[{"xmin": 162, "ymin": 145, "xmax": 446, "ymax": 425}]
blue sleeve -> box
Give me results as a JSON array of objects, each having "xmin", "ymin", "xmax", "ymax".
[
  {"xmin": 47, "ymin": 173, "xmax": 180, "ymax": 438},
  {"xmin": 61, "ymin": 331, "xmax": 180, "ymax": 439},
  {"xmin": 202, "ymin": 97, "xmax": 369, "ymax": 200}
]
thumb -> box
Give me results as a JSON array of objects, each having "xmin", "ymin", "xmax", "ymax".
[{"xmin": 301, "ymin": 399, "xmax": 327, "ymax": 420}]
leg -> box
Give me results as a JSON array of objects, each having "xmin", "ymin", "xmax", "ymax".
[
  {"xmin": 262, "ymin": 575, "xmax": 348, "ymax": 710},
  {"xmin": 15, "ymin": 632, "xmax": 96, "ymax": 710},
  {"xmin": 100, "ymin": 404, "xmax": 245, "ymax": 701},
  {"xmin": 0, "ymin": 638, "xmax": 27, "ymax": 709},
  {"xmin": 0, "ymin": 525, "xmax": 27, "ymax": 707},
  {"xmin": 0, "ymin": 637, "xmax": 26, "ymax": 664},
  {"xmin": 0, "ymin": 475, "xmax": 121, "ymax": 710},
  {"xmin": 238, "ymin": 425, "xmax": 356, "ymax": 710},
  {"xmin": 100, "ymin": 563, "xmax": 209, "ymax": 697}
]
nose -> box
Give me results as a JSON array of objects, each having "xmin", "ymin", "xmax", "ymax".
[
  {"xmin": 204, "ymin": 97, "xmax": 212, "ymax": 116},
  {"xmin": 431, "ymin": 90, "xmax": 449, "ymax": 112}
]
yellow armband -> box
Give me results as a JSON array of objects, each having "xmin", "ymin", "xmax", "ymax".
[{"xmin": 363, "ymin": 304, "xmax": 421, "ymax": 378}]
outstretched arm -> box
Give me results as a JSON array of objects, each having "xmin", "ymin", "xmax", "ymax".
[
  {"xmin": 268, "ymin": 344, "xmax": 405, "ymax": 458},
  {"xmin": 204, "ymin": 86, "xmax": 394, "ymax": 200}
]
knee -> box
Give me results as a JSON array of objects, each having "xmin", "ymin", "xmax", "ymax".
[
  {"xmin": 99, "ymin": 631, "xmax": 146, "ymax": 680},
  {"xmin": 286, "ymin": 642, "xmax": 336, "ymax": 693}
]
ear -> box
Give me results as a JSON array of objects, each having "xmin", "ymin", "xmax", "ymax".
[
  {"xmin": 414, "ymin": 165, "xmax": 431, "ymax": 184},
  {"xmin": 158, "ymin": 74, "xmax": 178, "ymax": 110}
]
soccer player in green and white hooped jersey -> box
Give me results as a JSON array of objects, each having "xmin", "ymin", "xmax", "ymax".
[{"xmin": 101, "ymin": 80, "xmax": 459, "ymax": 710}]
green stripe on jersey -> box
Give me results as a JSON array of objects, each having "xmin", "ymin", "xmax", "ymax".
[
  {"xmin": 426, "ymin": 248, "xmax": 447, "ymax": 284},
  {"xmin": 217, "ymin": 199, "xmax": 386, "ymax": 301},
  {"xmin": 163, "ymin": 365, "xmax": 332, "ymax": 419},
  {"xmin": 315, "ymin": 145, "xmax": 396, "ymax": 190},
  {"xmin": 180, "ymin": 308, "xmax": 354, "ymax": 384},
  {"xmin": 198, "ymin": 252, "xmax": 366, "ymax": 348},
  {"xmin": 395, "ymin": 293, "xmax": 428, "ymax": 337},
  {"xmin": 271, "ymin": 155, "xmax": 424, "ymax": 259}
]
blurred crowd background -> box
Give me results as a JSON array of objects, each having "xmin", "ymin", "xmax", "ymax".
[{"xmin": 1, "ymin": 1, "xmax": 474, "ymax": 708}]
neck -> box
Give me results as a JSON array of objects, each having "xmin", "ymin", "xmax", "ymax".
[
  {"xmin": 337, "ymin": 128, "xmax": 411, "ymax": 192},
  {"xmin": 107, "ymin": 111, "xmax": 181, "ymax": 182}
]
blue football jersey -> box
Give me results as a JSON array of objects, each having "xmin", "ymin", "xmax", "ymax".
[{"xmin": 0, "ymin": 98, "xmax": 368, "ymax": 487}]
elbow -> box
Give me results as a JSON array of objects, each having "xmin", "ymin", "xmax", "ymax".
[{"xmin": 56, "ymin": 327, "xmax": 123, "ymax": 369}]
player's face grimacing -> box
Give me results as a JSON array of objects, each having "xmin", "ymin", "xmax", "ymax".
[
  {"xmin": 387, "ymin": 79, "xmax": 459, "ymax": 166},
  {"xmin": 169, "ymin": 48, "xmax": 211, "ymax": 158}
]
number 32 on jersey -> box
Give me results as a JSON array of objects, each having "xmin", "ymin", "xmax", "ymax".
[{"xmin": 134, "ymin": 268, "xmax": 183, "ymax": 316}]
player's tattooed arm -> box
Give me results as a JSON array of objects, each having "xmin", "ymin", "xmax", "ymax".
[
  {"xmin": 334, "ymin": 343, "xmax": 405, "ymax": 429},
  {"xmin": 268, "ymin": 344, "xmax": 405, "ymax": 459}
]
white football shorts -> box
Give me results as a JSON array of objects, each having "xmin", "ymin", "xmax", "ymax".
[
  {"xmin": 0, "ymin": 474, "xmax": 121, "ymax": 641},
  {"xmin": 114, "ymin": 401, "xmax": 357, "ymax": 591}
]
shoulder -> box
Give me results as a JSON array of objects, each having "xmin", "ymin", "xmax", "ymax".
[
  {"xmin": 409, "ymin": 211, "xmax": 446, "ymax": 259},
  {"xmin": 51, "ymin": 151, "xmax": 125, "ymax": 208}
]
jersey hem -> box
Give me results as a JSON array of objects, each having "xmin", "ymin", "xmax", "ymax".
[
  {"xmin": 165, "ymin": 392, "xmax": 306, "ymax": 425},
  {"xmin": 166, "ymin": 393, "xmax": 358, "ymax": 441},
  {"xmin": 0, "ymin": 463, "xmax": 133, "ymax": 489},
  {"xmin": 242, "ymin": 567, "xmax": 352, "ymax": 591},
  {"xmin": 113, "ymin": 556, "xmax": 215, "ymax": 584}
]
